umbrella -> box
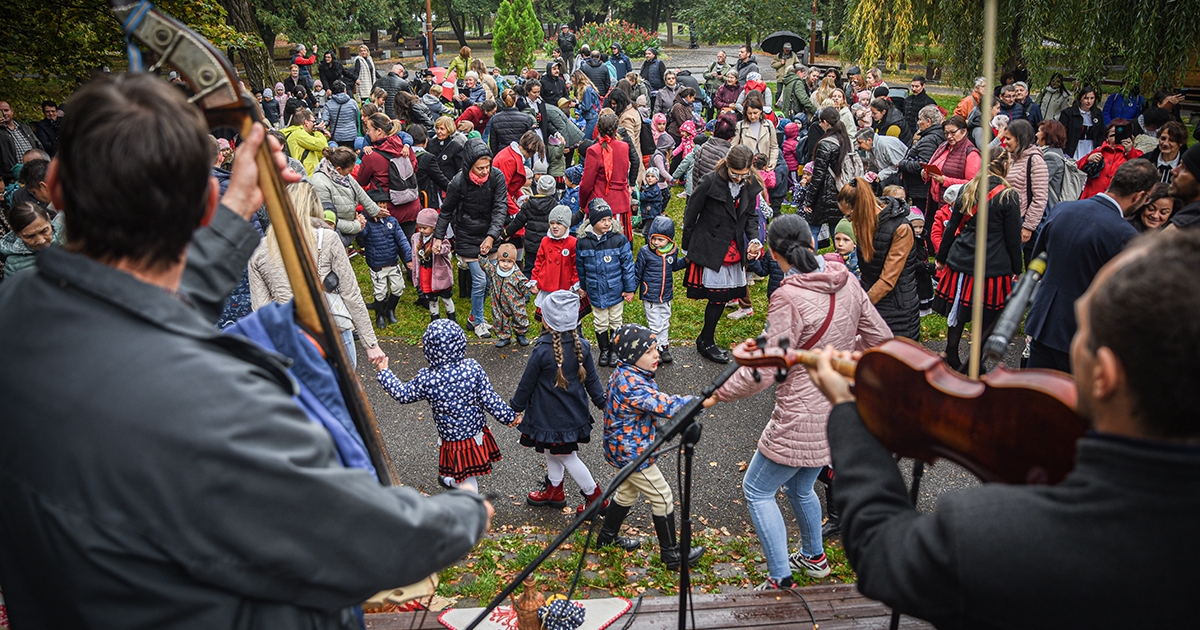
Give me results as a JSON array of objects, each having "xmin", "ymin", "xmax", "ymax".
[{"xmin": 760, "ymin": 31, "xmax": 807, "ymax": 55}]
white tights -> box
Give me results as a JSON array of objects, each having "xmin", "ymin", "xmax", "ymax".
[{"xmin": 545, "ymin": 453, "xmax": 597, "ymax": 494}]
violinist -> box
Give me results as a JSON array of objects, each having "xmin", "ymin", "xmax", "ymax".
[
  {"xmin": 0, "ymin": 74, "xmax": 492, "ymax": 627},
  {"xmin": 808, "ymin": 229, "xmax": 1200, "ymax": 628}
]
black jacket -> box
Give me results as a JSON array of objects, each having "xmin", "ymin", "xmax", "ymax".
[
  {"xmin": 487, "ymin": 107, "xmax": 534, "ymax": 155},
  {"xmin": 829, "ymin": 401, "xmax": 1200, "ymax": 629},
  {"xmin": 682, "ymin": 171, "xmax": 762, "ymax": 271},
  {"xmin": 0, "ymin": 206, "xmax": 487, "ymax": 629},
  {"xmin": 859, "ymin": 196, "xmax": 920, "ymax": 339},
  {"xmin": 935, "ymin": 177, "xmax": 1024, "ymax": 277},
  {"xmin": 33, "ymin": 118, "xmax": 58, "ymax": 157},
  {"xmin": 540, "ymin": 74, "xmax": 569, "ymax": 105},
  {"xmin": 902, "ymin": 90, "xmax": 937, "ymax": 136},
  {"xmin": 373, "ymin": 72, "xmax": 413, "ymax": 118},
  {"xmin": 429, "ymin": 132, "xmax": 467, "ymax": 183},
  {"xmin": 641, "ymin": 58, "xmax": 667, "ymax": 91},
  {"xmin": 1058, "ymin": 105, "xmax": 1105, "ymax": 158},
  {"xmin": 580, "ymin": 58, "xmax": 611, "ymax": 96},
  {"xmin": 805, "ymin": 134, "xmax": 849, "ymax": 225},
  {"xmin": 897, "ymin": 123, "xmax": 945, "ymax": 205},
  {"xmin": 415, "ymin": 147, "xmax": 451, "ymax": 208},
  {"xmin": 434, "ymin": 138, "xmax": 509, "ymax": 258},
  {"xmin": 402, "ymin": 99, "xmax": 434, "ymax": 133},
  {"xmin": 0, "ymin": 122, "xmax": 43, "ymax": 184},
  {"xmin": 874, "ymin": 106, "xmax": 911, "ymax": 146},
  {"xmin": 502, "ymin": 193, "xmax": 558, "ymax": 257},
  {"xmin": 557, "ymin": 30, "xmax": 577, "ymax": 57},
  {"xmin": 318, "ymin": 60, "xmax": 353, "ymax": 93}
]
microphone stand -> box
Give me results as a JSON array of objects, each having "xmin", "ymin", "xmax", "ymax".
[{"xmin": 464, "ymin": 361, "xmax": 743, "ymax": 630}]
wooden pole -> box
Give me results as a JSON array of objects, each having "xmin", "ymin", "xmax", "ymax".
[
  {"xmin": 810, "ymin": 0, "xmax": 818, "ymax": 64},
  {"xmin": 968, "ymin": 0, "xmax": 997, "ymax": 380},
  {"xmin": 425, "ymin": 0, "xmax": 434, "ymax": 68}
]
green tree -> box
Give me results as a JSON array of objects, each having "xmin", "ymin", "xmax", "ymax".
[
  {"xmin": 519, "ymin": 0, "xmax": 544, "ymax": 60},
  {"xmin": 493, "ymin": 0, "xmax": 540, "ymax": 73},
  {"xmin": 677, "ymin": 0, "xmax": 809, "ymax": 49},
  {"xmin": 492, "ymin": 0, "xmax": 516, "ymax": 72}
]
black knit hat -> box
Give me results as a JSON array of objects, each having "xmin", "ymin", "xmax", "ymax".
[
  {"xmin": 613, "ymin": 324, "xmax": 657, "ymax": 366},
  {"xmin": 587, "ymin": 198, "xmax": 613, "ymax": 224},
  {"xmin": 1181, "ymin": 142, "xmax": 1200, "ymax": 180}
]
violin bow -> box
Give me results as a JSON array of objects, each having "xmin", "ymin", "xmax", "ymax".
[
  {"xmin": 967, "ymin": 0, "xmax": 999, "ymax": 380},
  {"xmin": 111, "ymin": 0, "xmax": 399, "ymax": 486}
]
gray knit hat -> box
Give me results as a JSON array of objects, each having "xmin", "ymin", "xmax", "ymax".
[
  {"xmin": 549, "ymin": 204, "xmax": 572, "ymax": 227},
  {"xmin": 541, "ymin": 290, "xmax": 580, "ymax": 333},
  {"xmin": 536, "ymin": 174, "xmax": 556, "ymax": 195}
]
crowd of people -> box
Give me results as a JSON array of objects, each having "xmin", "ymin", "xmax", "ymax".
[{"xmin": 2, "ymin": 32, "xmax": 1200, "ymax": 622}]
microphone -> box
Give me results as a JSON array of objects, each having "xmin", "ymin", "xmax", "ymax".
[{"xmin": 984, "ymin": 252, "xmax": 1048, "ymax": 363}]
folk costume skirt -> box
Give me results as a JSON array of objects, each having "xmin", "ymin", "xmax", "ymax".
[
  {"xmin": 932, "ymin": 268, "xmax": 1014, "ymax": 327},
  {"xmin": 439, "ymin": 426, "xmax": 502, "ymax": 482},
  {"xmin": 684, "ymin": 262, "xmax": 748, "ymax": 303}
]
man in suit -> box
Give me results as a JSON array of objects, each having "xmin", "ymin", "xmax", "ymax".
[
  {"xmin": 1024, "ymin": 159, "xmax": 1158, "ymax": 371},
  {"xmin": 807, "ymin": 227, "xmax": 1200, "ymax": 628}
]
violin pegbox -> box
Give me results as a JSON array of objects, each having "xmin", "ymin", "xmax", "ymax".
[{"xmin": 751, "ymin": 334, "xmax": 768, "ymax": 382}]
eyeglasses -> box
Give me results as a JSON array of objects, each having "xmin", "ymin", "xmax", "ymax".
[
  {"xmin": 729, "ymin": 170, "xmax": 750, "ymax": 182},
  {"xmin": 946, "ymin": 128, "xmax": 966, "ymax": 136}
]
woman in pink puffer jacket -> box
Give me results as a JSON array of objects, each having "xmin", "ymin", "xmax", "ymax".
[{"xmin": 710, "ymin": 214, "xmax": 891, "ymax": 589}]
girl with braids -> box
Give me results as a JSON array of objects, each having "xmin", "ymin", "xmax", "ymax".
[
  {"xmin": 510, "ymin": 290, "xmax": 609, "ymax": 516},
  {"xmin": 933, "ymin": 153, "xmax": 1024, "ymax": 371},
  {"xmin": 707, "ymin": 214, "xmax": 891, "ymax": 589}
]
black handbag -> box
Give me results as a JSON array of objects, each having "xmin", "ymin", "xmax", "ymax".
[{"xmin": 1081, "ymin": 155, "xmax": 1105, "ymax": 178}]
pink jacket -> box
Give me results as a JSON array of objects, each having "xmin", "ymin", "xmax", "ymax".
[
  {"xmin": 716, "ymin": 260, "xmax": 892, "ymax": 468},
  {"xmin": 410, "ymin": 232, "xmax": 454, "ymax": 292}
]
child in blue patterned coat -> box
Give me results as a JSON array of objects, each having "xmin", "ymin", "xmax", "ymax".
[
  {"xmin": 375, "ymin": 319, "xmax": 518, "ymax": 492},
  {"xmin": 596, "ymin": 324, "xmax": 705, "ymax": 570}
]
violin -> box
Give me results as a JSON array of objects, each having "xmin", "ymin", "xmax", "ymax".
[
  {"xmin": 732, "ymin": 337, "xmax": 1088, "ymax": 485},
  {"xmin": 111, "ymin": 0, "xmax": 398, "ymax": 484}
]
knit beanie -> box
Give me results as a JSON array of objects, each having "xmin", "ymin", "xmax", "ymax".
[
  {"xmin": 549, "ymin": 204, "xmax": 572, "ymax": 228},
  {"xmin": 587, "ymin": 198, "xmax": 613, "ymax": 224},
  {"xmin": 943, "ymin": 184, "xmax": 964, "ymax": 206},
  {"xmin": 612, "ymin": 324, "xmax": 657, "ymax": 366},
  {"xmin": 497, "ymin": 242, "xmax": 518, "ymax": 262},
  {"xmin": 536, "ymin": 174, "xmax": 556, "ymax": 195},
  {"xmin": 416, "ymin": 207, "xmax": 439, "ymax": 227},
  {"xmin": 834, "ymin": 219, "xmax": 855, "ymax": 244},
  {"xmin": 1182, "ymin": 142, "xmax": 1200, "ymax": 180},
  {"xmin": 541, "ymin": 290, "xmax": 580, "ymax": 333},
  {"xmin": 907, "ymin": 208, "xmax": 925, "ymax": 223}
]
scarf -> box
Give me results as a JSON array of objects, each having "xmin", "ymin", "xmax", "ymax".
[
  {"xmin": 316, "ymin": 159, "xmax": 352, "ymax": 188},
  {"xmin": 469, "ymin": 169, "xmax": 489, "ymax": 186},
  {"xmin": 598, "ymin": 135, "xmax": 614, "ymax": 184},
  {"xmin": 496, "ymin": 264, "xmax": 516, "ymax": 277}
]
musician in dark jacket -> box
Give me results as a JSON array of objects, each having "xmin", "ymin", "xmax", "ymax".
[
  {"xmin": 810, "ymin": 227, "xmax": 1200, "ymax": 630},
  {"xmin": 0, "ymin": 74, "xmax": 490, "ymax": 630},
  {"xmin": 1025, "ymin": 160, "xmax": 1156, "ymax": 371}
]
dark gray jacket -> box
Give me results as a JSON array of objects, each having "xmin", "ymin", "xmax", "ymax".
[
  {"xmin": 829, "ymin": 401, "xmax": 1199, "ymax": 629},
  {"xmin": 0, "ymin": 205, "xmax": 488, "ymax": 629}
]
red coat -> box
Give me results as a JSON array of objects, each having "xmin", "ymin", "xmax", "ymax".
[
  {"xmin": 355, "ymin": 134, "xmax": 421, "ymax": 223},
  {"xmin": 456, "ymin": 105, "xmax": 491, "ymax": 133},
  {"xmin": 1078, "ymin": 144, "xmax": 1143, "ymax": 200},
  {"xmin": 580, "ymin": 137, "xmax": 632, "ymax": 216},
  {"xmin": 531, "ymin": 235, "xmax": 578, "ymax": 292},
  {"xmin": 492, "ymin": 145, "xmax": 526, "ymax": 217}
]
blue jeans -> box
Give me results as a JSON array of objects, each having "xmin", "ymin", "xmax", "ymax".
[
  {"xmin": 466, "ymin": 259, "xmax": 489, "ymax": 323},
  {"xmin": 583, "ymin": 116, "xmax": 597, "ymax": 142},
  {"xmin": 340, "ymin": 328, "xmax": 357, "ymax": 368},
  {"xmin": 742, "ymin": 450, "xmax": 824, "ymax": 580}
]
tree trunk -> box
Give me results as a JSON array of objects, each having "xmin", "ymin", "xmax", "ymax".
[
  {"xmin": 665, "ymin": 5, "xmax": 673, "ymax": 46},
  {"xmin": 219, "ymin": 0, "xmax": 277, "ymax": 90},
  {"xmin": 445, "ymin": 5, "xmax": 468, "ymax": 48},
  {"xmin": 1006, "ymin": 10, "xmax": 1023, "ymax": 72}
]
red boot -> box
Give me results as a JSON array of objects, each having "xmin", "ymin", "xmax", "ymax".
[
  {"xmin": 527, "ymin": 481, "xmax": 567, "ymax": 507},
  {"xmin": 576, "ymin": 486, "xmax": 608, "ymax": 520}
]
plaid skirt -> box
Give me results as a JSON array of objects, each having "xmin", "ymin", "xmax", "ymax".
[
  {"xmin": 932, "ymin": 268, "xmax": 1015, "ymax": 316},
  {"xmin": 439, "ymin": 426, "xmax": 502, "ymax": 482}
]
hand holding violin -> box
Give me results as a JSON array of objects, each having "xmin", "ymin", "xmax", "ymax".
[{"xmin": 809, "ymin": 346, "xmax": 859, "ymax": 406}]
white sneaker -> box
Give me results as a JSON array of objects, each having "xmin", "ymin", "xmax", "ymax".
[
  {"xmin": 474, "ymin": 323, "xmax": 492, "ymax": 338},
  {"xmin": 788, "ymin": 551, "xmax": 831, "ymax": 578},
  {"xmin": 727, "ymin": 307, "xmax": 754, "ymax": 320}
]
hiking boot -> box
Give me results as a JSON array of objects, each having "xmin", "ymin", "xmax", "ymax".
[
  {"xmin": 576, "ymin": 486, "xmax": 608, "ymax": 520},
  {"xmin": 527, "ymin": 481, "xmax": 567, "ymax": 507},
  {"xmin": 659, "ymin": 345, "xmax": 674, "ymax": 364},
  {"xmin": 788, "ymin": 551, "xmax": 831, "ymax": 578},
  {"xmin": 654, "ymin": 514, "xmax": 705, "ymax": 571},
  {"xmin": 596, "ymin": 502, "xmax": 640, "ymax": 551}
]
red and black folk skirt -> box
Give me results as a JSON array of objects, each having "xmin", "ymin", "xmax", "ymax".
[
  {"xmin": 439, "ymin": 426, "xmax": 502, "ymax": 482},
  {"xmin": 932, "ymin": 268, "xmax": 1014, "ymax": 317}
]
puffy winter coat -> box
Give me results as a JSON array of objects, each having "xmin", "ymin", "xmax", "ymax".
[
  {"xmin": 280, "ymin": 125, "xmax": 327, "ymax": 175},
  {"xmin": 311, "ymin": 165, "xmax": 379, "ymax": 237},
  {"xmin": 805, "ymin": 135, "xmax": 853, "ymax": 225},
  {"xmin": 580, "ymin": 137, "xmax": 633, "ymax": 218},
  {"xmin": 1007, "ymin": 146, "xmax": 1051, "ymax": 230},
  {"xmin": 360, "ymin": 214, "xmax": 414, "ymax": 269},
  {"xmin": 576, "ymin": 230, "xmax": 636, "ymax": 309},
  {"xmin": 640, "ymin": 58, "xmax": 667, "ymax": 91},
  {"xmin": 716, "ymin": 260, "xmax": 892, "ymax": 468},
  {"xmin": 0, "ymin": 224, "xmax": 63, "ymax": 278},
  {"xmin": 373, "ymin": 72, "xmax": 411, "ymax": 118},
  {"xmin": 713, "ymin": 84, "xmax": 741, "ymax": 112},
  {"xmin": 503, "ymin": 193, "xmax": 559, "ymax": 258},
  {"xmin": 531, "ymin": 234, "xmax": 578, "ymax": 293},
  {"xmin": 634, "ymin": 216, "xmax": 688, "ymax": 303},
  {"xmin": 510, "ymin": 331, "xmax": 605, "ymax": 444},
  {"xmin": 859, "ymin": 196, "xmax": 921, "ymax": 340},
  {"xmin": 1078, "ymin": 143, "xmax": 1143, "ymax": 199},
  {"xmin": 733, "ymin": 119, "xmax": 779, "ymax": 170},
  {"xmin": 609, "ymin": 48, "xmax": 633, "ymax": 78},
  {"xmin": 691, "ymin": 136, "xmax": 731, "ymax": 183},
  {"xmin": 410, "ymin": 233, "xmax": 454, "ymax": 292},
  {"xmin": 433, "ymin": 138, "xmax": 509, "ymax": 258},
  {"xmin": 581, "ymin": 58, "xmax": 612, "ymax": 96},
  {"xmin": 874, "ymin": 106, "xmax": 911, "ymax": 145},
  {"xmin": 603, "ymin": 364, "xmax": 693, "ymax": 470},
  {"xmin": 321, "ymin": 93, "xmax": 360, "ymax": 143},
  {"xmin": 897, "ymin": 123, "xmax": 945, "ymax": 206},
  {"xmin": 430, "ymin": 131, "xmax": 467, "ymax": 183},
  {"xmin": 683, "ymin": 170, "xmax": 763, "ymax": 271},
  {"xmin": 487, "ymin": 107, "xmax": 534, "ymax": 155}
]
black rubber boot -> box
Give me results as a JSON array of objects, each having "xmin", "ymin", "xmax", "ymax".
[
  {"xmin": 654, "ymin": 514, "xmax": 705, "ymax": 570},
  {"xmin": 604, "ymin": 330, "xmax": 618, "ymax": 366},
  {"xmin": 430, "ymin": 312, "xmax": 441, "ymax": 323},
  {"xmin": 596, "ymin": 502, "xmax": 641, "ymax": 551},
  {"xmin": 659, "ymin": 345, "xmax": 674, "ymax": 364},
  {"xmin": 385, "ymin": 294, "xmax": 400, "ymax": 325},
  {"xmin": 596, "ymin": 331, "xmax": 612, "ymax": 367},
  {"xmin": 373, "ymin": 301, "xmax": 388, "ymax": 329},
  {"xmin": 446, "ymin": 310, "xmax": 458, "ymax": 324}
]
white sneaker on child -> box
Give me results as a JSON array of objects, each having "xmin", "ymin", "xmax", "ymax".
[{"xmin": 727, "ymin": 307, "xmax": 754, "ymax": 320}]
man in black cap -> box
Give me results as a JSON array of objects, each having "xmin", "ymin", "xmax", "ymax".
[{"xmin": 1165, "ymin": 143, "xmax": 1200, "ymax": 230}]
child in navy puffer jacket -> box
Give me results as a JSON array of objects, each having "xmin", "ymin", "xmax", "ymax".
[
  {"xmin": 361, "ymin": 213, "xmax": 414, "ymax": 327},
  {"xmin": 376, "ymin": 319, "xmax": 518, "ymax": 491},
  {"xmin": 638, "ymin": 167, "xmax": 666, "ymax": 241},
  {"xmin": 576, "ymin": 199, "xmax": 636, "ymax": 369},
  {"xmin": 633, "ymin": 216, "xmax": 687, "ymax": 364}
]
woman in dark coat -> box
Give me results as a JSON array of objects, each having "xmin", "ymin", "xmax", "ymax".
[
  {"xmin": 394, "ymin": 91, "xmax": 434, "ymax": 134},
  {"xmin": 432, "ymin": 138, "xmax": 509, "ymax": 337},
  {"xmin": 804, "ymin": 107, "xmax": 859, "ymax": 244},
  {"xmin": 682, "ymin": 144, "xmax": 765, "ymax": 362},
  {"xmin": 1058, "ymin": 86, "xmax": 1106, "ymax": 161},
  {"xmin": 837, "ymin": 176, "xmax": 922, "ymax": 341},
  {"xmin": 487, "ymin": 90, "xmax": 534, "ymax": 155},
  {"xmin": 932, "ymin": 153, "xmax": 1024, "ymax": 370},
  {"xmin": 318, "ymin": 52, "xmax": 351, "ymax": 94}
]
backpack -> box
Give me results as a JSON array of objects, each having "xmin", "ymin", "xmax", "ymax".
[
  {"xmin": 1054, "ymin": 153, "xmax": 1086, "ymax": 203},
  {"xmin": 386, "ymin": 153, "xmax": 419, "ymax": 206},
  {"xmin": 824, "ymin": 137, "xmax": 864, "ymax": 191}
]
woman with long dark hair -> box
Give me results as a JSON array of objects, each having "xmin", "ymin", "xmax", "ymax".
[
  {"xmin": 804, "ymin": 107, "xmax": 862, "ymax": 245},
  {"xmin": 682, "ymin": 144, "xmax": 764, "ymax": 362},
  {"xmin": 923, "ymin": 115, "xmax": 981, "ymax": 217},
  {"xmin": 1002, "ymin": 119, "xmax": 1049, "ymax": 252},
  {"xmin": 837, "ymin": 178, "xmax": 921, "ymax": 340},
  {"xmin": 709, "ymin": 213, "xmax": 891, "ymax": 589},
  {"xmin": 1128, "ymin": 182, "xmax": 1179, "ymax": 232},
  {"xmin": 1059, "ymin": 86, "xmax": 1105, "ymax": 160},
  {"xmin": 932, "ymin": 154, "xmax": 1024, "ymax": 370}
]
